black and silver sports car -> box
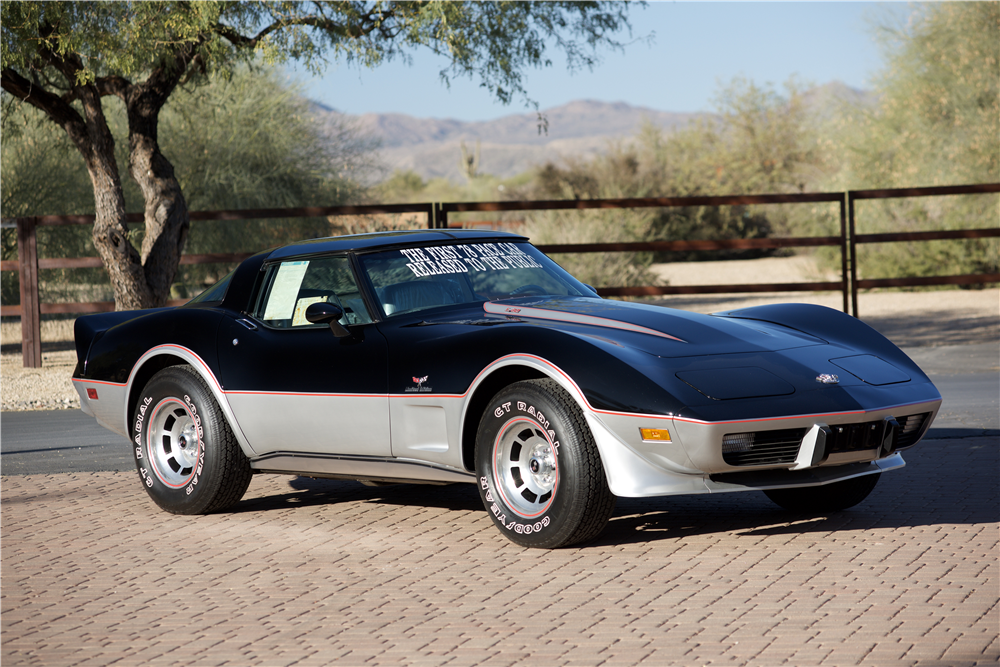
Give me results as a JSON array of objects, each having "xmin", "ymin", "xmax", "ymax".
[{"xmin": 73, "ymin": 230, "xmax": 941, "ymax": 548}]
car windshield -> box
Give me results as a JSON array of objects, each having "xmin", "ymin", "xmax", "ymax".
[{"xmin": 360, "ymin": 241, "xmax": 596, "ymax": 317}]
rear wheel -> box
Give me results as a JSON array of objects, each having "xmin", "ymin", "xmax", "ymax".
[
  {"xmin": 763, "ymin": 473, "xmax": 880, "ymax": 513},
  {"xmin": 134, "ymin": 365, "xmax": 252, "ymax": 514},
  {"xmin": 475, "ymin": 379, "xmax": 615, "ymax": 548}
]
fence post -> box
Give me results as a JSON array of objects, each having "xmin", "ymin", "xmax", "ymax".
[
  {"xmin": 17, "ymin": 217, "xmax": 42, "ymax": 368},
  {"xmin": 433, "ymin": 203, "xmax": 449, "ymax": 230},
  {"xmin": 847, "ymin": 192, "xmax": 860, "ymax": 318},
  {"xmin": 839, "ymin": 194, "xmax": 849, "ymax": 314}
]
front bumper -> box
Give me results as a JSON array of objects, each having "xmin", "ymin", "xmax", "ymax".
[{"xmin": 584, "ymin": 395, "xmax": 939, "ymax": 498}]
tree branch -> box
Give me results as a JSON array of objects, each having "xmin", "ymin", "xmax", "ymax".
[
  {"xmin": 131, "ymin": 39, "xmax": 202, "ymax": 112},
  {"xmin": 93, "ymin": 76, "xmax": 132, "ymax": 100},
  {"xmin": 213, "ymin": 6, "xmax": 399, "ymax": 50},
  {"xmin": 1, "ymin": 67, "xmax": 86, "ymax": 132},
  {"xmin": 35, "ymin": 22, "xmax": 87, "ymax": 85}
]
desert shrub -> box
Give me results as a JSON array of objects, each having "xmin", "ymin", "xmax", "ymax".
[
  {"xmin": 520, "ymin": 209, "xmax": 660, "ymax": 289},
  {"xmin": 522, "ymin": 78, "xmax": 830, "ymax": 267}
]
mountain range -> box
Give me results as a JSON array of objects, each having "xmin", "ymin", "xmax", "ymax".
[{"xmin": 311, "ymin": 82, "xmax": 872, "ymax": 183}]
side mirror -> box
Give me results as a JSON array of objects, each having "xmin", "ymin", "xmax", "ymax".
[{"xmin": 305, "ymin": 302, "xmax": 350, "ymax": 338}]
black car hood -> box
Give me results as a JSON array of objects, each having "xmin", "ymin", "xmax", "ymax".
[{"xmin": 483, "ymin": 296, "xmax": 825, "ymax": 358}]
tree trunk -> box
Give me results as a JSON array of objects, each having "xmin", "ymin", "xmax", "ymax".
[
  {"xmin": 1, "ymin": 67, "xmax": 155, "ymax": 311},
  {"xmin": 75, "ymin": 89, "xmax": 155, "ymax": 310},
  {"xmin": 126, "ymin": 103, "xmax": 189, "ymax": 307},
  {"xmin": 3, "ymin": 35, "xmax": 195, "ymax": 311},
  {"xmin": 122, "ymin": 62, "xmax": 192, "ymax": 309}
]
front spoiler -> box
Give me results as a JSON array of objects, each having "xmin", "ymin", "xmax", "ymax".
[{"xmin": 706, "ymin": 453, "xmax": 904, "ymax": 493}]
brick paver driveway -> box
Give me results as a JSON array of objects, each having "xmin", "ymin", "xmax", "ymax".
[{"xmin": 2, "ymin": 435, "xmax": 997, "ymax": 666}]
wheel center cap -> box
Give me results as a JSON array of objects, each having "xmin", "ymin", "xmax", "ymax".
[
  {"xmin": 529, "ymin": 458, "xmax": 541, "ymax": 473},
  {"xmin": 178, "ymin": 436, "xmax": 188, "ymax": 450}
]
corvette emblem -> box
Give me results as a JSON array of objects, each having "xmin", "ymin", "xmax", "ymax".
[
  {"xmin": 407, "ymin": 375, "xmax": 431, "ymax": 393},
  {"xmin": 816, "ymin": 373, "xmax": 840, "ymax": 384}
]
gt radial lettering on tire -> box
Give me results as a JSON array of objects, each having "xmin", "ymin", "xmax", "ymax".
[
  {"xmin": 475, "ymin": 378, "xmax": 615, "ymax": 549},
  {"xmin": 135, "ymin": 365, "xmax": 252, "ymax": 515},
  {"xmin": 146, "ymin": 398, "xmax": 202, "ymax": 488},
  {"xmin": 493, "ymin": 417, "xmax": 558, "ymax": 519}
]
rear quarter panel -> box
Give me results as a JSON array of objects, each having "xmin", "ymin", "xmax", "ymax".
[{"xmin": 73, "ymin": 306, "xmax": 227, "ymax": 439}]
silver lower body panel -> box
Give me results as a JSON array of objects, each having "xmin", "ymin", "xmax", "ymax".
[{"xmin": 250, "ymin": 451, "xmax": 476, "ymax": 485}]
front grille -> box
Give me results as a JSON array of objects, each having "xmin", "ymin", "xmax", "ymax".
[
  {"xmin": 896, "ymin": 413, "xmax": 930, "ymax": 449},
  {"xmin": 827, "ymin": 421, "xmax": 884, "ymax": 454},
  {"xmin": 827, "ymin": 413, "xmax": 930, "ymax": 454},
  {"xmin": 722, "ymin": 428, "xmax": 807, "ymax": 466},
  {"xmin": 720, "ymin": 412, "xmax": 931, "ymax": 468}
]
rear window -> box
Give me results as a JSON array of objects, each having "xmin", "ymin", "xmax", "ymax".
[{"xmin": 187, "ymin": 269, "xmax": 235, "ymax": 304}]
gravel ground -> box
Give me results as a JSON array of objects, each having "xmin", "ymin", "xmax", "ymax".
[{"xmin": 2, "ymin": 256, "xmax": 997, "ymax": 412}]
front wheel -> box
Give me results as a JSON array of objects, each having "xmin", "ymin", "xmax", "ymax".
[
  {"xmin": 763, "ymin": 473, "xmax": 881, "ymax": 513},
  {"xmin": 475, "ymin": 379, "xmax": 615, "ymax": 548},
  {"xmin": 133, "ymin": 365, "xmax": 252, "ymax": 515}
]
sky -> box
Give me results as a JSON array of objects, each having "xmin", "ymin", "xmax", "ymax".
[{"xmin": 291, "ymin": 2, "xmax": 913, "ymax": 122}]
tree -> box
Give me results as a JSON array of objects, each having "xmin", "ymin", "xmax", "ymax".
[
  {"xmin": 1, "ymin": 1, "xmax": 632, "ymax": 309},
  {"xmin": 826, "ymin": 2, "xmax": 999, "ymax": 279},
  {"xmin": 1, "ymin": 66, "xmax": 378, "ymax": 305},
  {"xmin": 834, "ymin": 2, "xmax": 998, "ymax": 188}
]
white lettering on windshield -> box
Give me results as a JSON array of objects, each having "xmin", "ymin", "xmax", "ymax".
[{"xmin": 402, "ymin": 243, "xmax": 541, "ymax": 278}]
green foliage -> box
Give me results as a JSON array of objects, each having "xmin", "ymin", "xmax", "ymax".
[
  {"xmin": 823, "ymin": 2, "xmax": 999, "ymax": 281},
  {"xmin": 836, "ymin": 3, "xmax": 998, "ymax": 188},
  {"xmin": 529, "ymin": 78, "xmax": 827, "ymax": 202},
  {"xmin": 2, "ymin": 1, "xmax": 633, "ymax": 112},
  {"xmin": 1, "ymin": 99, "xmax": 100, "ymax": 307}
]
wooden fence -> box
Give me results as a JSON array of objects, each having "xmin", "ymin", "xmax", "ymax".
[{"xmin": 3, "ymin": 184, "xmax": 998, "ymax": 368}]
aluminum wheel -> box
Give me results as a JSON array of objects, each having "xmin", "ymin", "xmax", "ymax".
[
  {"xmin": 147, "ymin": 398, "xmax": 201, "ymax": 488},
  {"xmin": 493, "ymin": 417, "xmax": 558, "ymax": 518}
]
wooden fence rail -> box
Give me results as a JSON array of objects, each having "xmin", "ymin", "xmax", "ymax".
[
  {"xmin": 3, "ymin": 184, "xmax": 998, "ymax": 368},
  {"xmin": 846, "ymin": 183, "xmax": 1000, "ymax": 315}
]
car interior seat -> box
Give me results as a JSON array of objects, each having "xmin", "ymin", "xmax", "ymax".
[{"xmin": 381, "ymin": 280, "xmax": 461, "ymax": 316}]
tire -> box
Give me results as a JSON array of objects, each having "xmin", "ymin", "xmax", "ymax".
[
  {"xmin": 475, "ymin": 379, "xmax": 615, "ymax": 548},
  {"xmin": 133, "ymin": 365, "xmax": 252, "ymax": 515},
  {"xmin": 763, "ymin": 472, "xmax": 880, "ymax": 513}
]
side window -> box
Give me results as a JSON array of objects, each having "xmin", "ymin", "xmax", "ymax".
[{"xmin": 254, "ymin": 256, "xmax": 372, "ymax": 328}]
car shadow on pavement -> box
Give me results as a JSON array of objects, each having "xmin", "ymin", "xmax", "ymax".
[
  {"xmin": 224, "ymin": 435, "xmax": 996, "ymax": 548},
  {"xmin": 230, "ymin": 475, "xmax": 483, "ymax": 514},
  {"xmin": 595, "ymin": 436, "xmax": 998, "ymax": 547}
]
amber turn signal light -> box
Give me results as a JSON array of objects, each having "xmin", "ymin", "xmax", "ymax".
[{"xmin": 639, "ymin": 428, "xmax": 670, "ymax": 442}]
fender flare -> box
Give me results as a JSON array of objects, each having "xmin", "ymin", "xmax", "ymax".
[
  {"xmin": 459, "ymin": 353, "xmax": 674, "ymax": 496},
  {"xmin": 125, "ymin": 345, "xmax": 259, "ymax": 458}
]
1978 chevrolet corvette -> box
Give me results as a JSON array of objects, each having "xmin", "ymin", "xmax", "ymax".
[{"xmin": 73, "ymin": 230, "xmax": 941, "ymax": 548}]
